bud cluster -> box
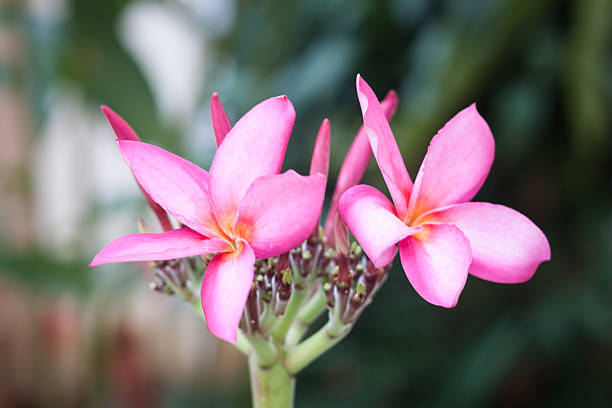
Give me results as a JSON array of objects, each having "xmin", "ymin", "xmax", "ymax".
[
  {"xmin": 146, "ymin": 228, "xmax": 390, "ymax": 343},
  {"xmin": 323, "ymin": 241, "xmax": 390, "ymax": 325},
  {"xmin": 148, "ymin": 256, "xmax": 208, "ymax": 303}
]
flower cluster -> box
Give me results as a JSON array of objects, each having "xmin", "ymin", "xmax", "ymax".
[{"xmin": 91, "ymin": 75, "xmax": 550, "ymax": 352}]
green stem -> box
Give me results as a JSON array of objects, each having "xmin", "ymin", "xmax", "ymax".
[
  {"xmin": 249, "ymin": 354, "xmax": 295, "ymax": 408},
  {"xmin": 285, "ymin": 321, "xmax": 350, "ymax": 375},
  {"xmin": 244, "ymin": 334, "xmax": 278, "ymax": 367},
  {"xmin": 260, "ymin": 302, "xmax": 278, "ymax": 334},
  {"xmin": 271, "ymin": 288, "xmax": 308, "ymax": 343},
  {"xmin": 285, "ymin": 288, "xmax": 327, "ymax": 348}
]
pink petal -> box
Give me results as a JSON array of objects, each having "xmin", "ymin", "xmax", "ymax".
[
  {"xmin": 90, "ymin": 228, "xmax": 230, "ymax": 267},
  {"xmin": 117, "ymin": 140, "xmax": 224, "ymax": 238},
  {"xmin": 201, "ymin": 241, "xmax": 255, "ymax": 343},
  {"xmin": 356, "ymin": 75, "xmax": 413, "ymax": 219},
  {"xmin": 424, "ymin": 202, "xmax": 550, "ymax": 283},
  {"xmin": 101, "ymin": 106, "xmax": 173, "ymax": 231},
  {"xmin": 338, "ymin": 185, "xmax": 418, "ymax": 268},
  {"xmin": 209, "ymin": 96, "xmax": 295, "ymax": 232},
  {"xmin": 234, "ymin": 170, "xmax": 326, "ymax": 259},
  {"xmin": 407, "ymin": 104, "xmax": 495, "ymax": 218},
  {"xmin": 323, "ymin": 90, "xmax": 399, "ymax": 244},
  {"xmin": 210, "ymin": 92, "xmax": 232, "ymax": 147},
  {"xmin": 100, "ymin": 105, "xmax": 141, "ymax": 141},
  {"xmin": 309, "ymin": 118, "xmax": 330, "ymax": 179},
  {"xmin": 399, "ymin": 223, "xmax": 471, "ymax": 308}
]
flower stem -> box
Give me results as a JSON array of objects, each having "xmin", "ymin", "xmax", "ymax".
[
  {"xmin": 249, "ymin": 354, "xmax": 295, "ymax": 408},
  {"xmin": 260, "ymin": 302, "xmax": 278, "ymax": 334},
  {"xmin": 285, "ymin": 287, "xmax": 327, "ymax": 347},
  {"xmin": 244, "ymin": 334, "xmax": 278, "ymax": 367},
  {"xmin": 284, "ymin": 320, "xmax": 350, "ymax": 375},
  {"xmin": 271, "ymin": 287, "xmax": 308, "ymax": 343}
]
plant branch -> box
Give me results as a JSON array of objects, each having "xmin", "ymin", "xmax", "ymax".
[
  {"xmin": 284, "ymin": 320, "xmax": 350, "ymax": 375},
  {"xmin": 244, "ymin": 334, "xmax": 278, "ymax": 367},
  {"xmin": 285, "ymin": 286, "xmax": 327, "ymax": 348},
  {"xmin": 271, "ymin": 287, "xmax": 308, "ymax": 343}
]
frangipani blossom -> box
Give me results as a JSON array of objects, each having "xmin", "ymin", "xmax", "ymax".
[
  {"xmin": 91, "ymin": 96, "xmax": 326, "ymax": 342},
  {"xmin": 323, "ymin": 90, "xmax": 399, "ymax": 245},
  {"xmin": 339, "ymin": 75, "xmax": 550, "ymax": 308}
]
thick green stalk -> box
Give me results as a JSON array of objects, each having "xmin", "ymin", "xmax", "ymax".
[
  {"xmin": 285, "ymin": 288, "xmax": 327, "ymax": 347},
  {"xmin": 284, "ymin": 321, "xmax": 350, "ymax": 375},
  {"xmin": 249, "ymin": 354, "xmax": 295, "ymax": 408},
  {"xmin": 244, "ymin": 334, "xmax": 278, "ymax": 367}
]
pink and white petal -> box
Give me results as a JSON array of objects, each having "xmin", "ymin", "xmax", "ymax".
[
  {"xmin": 117, "ymin": 140, "xmax": 224, "ymax": 238},
  {"xmin": 234, "ymin": 170, "xmax": 326, "ymax": 259},
  {"xmin": 309, "ymin": 118, "xmax": 330, "ymax": 179},
  {"xmin": 356, "ymin": 76, "xmax": 413, "ymax": 219},
  {"xmin": 399, "ymin": 223, "xmax": 471, "ymax": 308},
  {"xmin": 323, "ymin": 89, "xmax": 399, "ymax": 243},
  {"xmin": 338, "ymin": 184, "xmax": 418, "ymax": 268},
  {"xmin": 210, "ymin": 96, "xmax": 295, "ymax": 232},
  {"xmin": 211, "ymin": 92, "xmax": 232, "ymax": 147},
  {"xmin": 407, "ymin": 104, "xmax": 495, "ymax": 218},
  {"xmin": 90, "ymin": 229, "xmax": 230, "ymax": 267},
  {"xmin": 100, "ymin": 105, "xmax": 141, "ymax": 141},
  {"xmin": 201, "ymin": 241, "xmax": 255, "ymax": 343},
  {"xmin": 424, "ymin": 202, "xmax": 550, "ymax": 283}
]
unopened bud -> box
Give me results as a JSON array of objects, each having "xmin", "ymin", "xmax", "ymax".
[
  {"xmin": 277, "ymin": 253, "xmax": 290, "ymax": 273},
  {"xmin": 200, "ymin": 253, "xmax": 214, "ymax": 263},
  {"xmin": 256, "ymin": 274, "xmax": 267, "ymax": 294},
  {"xmin": 330, "ymin": 265, "xmax": 339, "ymax": 281},
  {"xmin": 282, "ymin": 268, "xmax": 292, "ymax": 285},
  {"xmin": 352, "ymin": 291, "xmax": 365, "ymax": 304},
  {"xmin": 323, "ymin": 281, "xmax": 334, "ymax": 307},
  {"xmin": 138, "ymin": 219, "xmax": 150, "ymax": 233}
]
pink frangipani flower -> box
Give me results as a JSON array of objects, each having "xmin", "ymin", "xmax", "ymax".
[
  {"xmin": 339, "ymin": 75, "xmax": 550, "ymax": 307},
  {"xmin": 323, "ymin": 90, "xmax": 398, "ymax": 245},
  {"xmin": 91, "ymin": 96, "xmax": 326, "ymax": 342}
]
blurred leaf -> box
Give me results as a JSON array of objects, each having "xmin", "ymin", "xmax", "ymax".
[{"xmin": 0, "ymin": 249, "xmax": 92, "ymax": 293}]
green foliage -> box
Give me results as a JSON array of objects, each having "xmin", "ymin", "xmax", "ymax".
[
  {"xmin": 0, "ymin": 248, "xmax": 92, "ymax": 293},
  {"xmin": 2, "ymin": 0, "xmax": 611, "ymax": 406}
]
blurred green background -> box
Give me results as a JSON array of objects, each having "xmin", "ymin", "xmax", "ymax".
[{"xmin": 1, "ymin": 0, "xmax": 611, "ymax": 406}]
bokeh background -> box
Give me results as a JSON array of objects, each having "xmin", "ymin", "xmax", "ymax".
[{"xmin": 1, "ymin": 0, "xmax": 611, "ymax": 406}]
